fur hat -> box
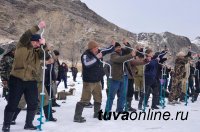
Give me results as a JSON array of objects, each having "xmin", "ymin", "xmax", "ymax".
[{"xmin": 88, "ymin": 41, "xmax": 99, "ymax": 50}]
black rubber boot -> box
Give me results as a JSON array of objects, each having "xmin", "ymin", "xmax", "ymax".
[
  {"xmin": 24, "ymin": 111, "xmax": 37, "ymax": 130},
  {"xmin": 11, "ymin": 108, "xmax": 21, "ymax": 125},
  {"xmin": 73, "ymin": 102, "xmax": 86, "ymax": 123},
  {"xmin": 151, "ymin": 105, "xmax": 159, "ymax": 110},
  {"xmin": 52, "ymin": 98, "xmax": 61, "ymax": 107},
  {"xmin": 43, "ymin": 105, "xmax": 57, "ymax": 122},
  {"xmin": 127, "ymin": 98, "xmax": 136, "ymax": 112},
  {"xmin": 2, "ymin": 111, "xmax": 14, "ymax": 132},
  {"xmin": 138, "ymin": 92, "xmax": 144, "ymax": 110},
  {"xmin": 192, "ymin": 93, "xmax": 199, "ymax": 102},
  {"xmin": 93, "ymin": 102, "xmax": 101, "ymax": 118},
  {"xmin": 134, "ymin": 91, "xmax": 139, "ymax": 101}
]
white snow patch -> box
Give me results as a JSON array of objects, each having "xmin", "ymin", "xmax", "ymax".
[{"xmin": 0, "ymin": 73, "xmax": 200, "ymax": 132}]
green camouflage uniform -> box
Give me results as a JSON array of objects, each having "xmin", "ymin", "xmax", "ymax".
[
  {"xmin": 168, "ymin": 57, "xmax": 188, "ymax": 102},
  {"xmin": 0, "ymin": 53, "xmax": 14, "ymax": 100}
]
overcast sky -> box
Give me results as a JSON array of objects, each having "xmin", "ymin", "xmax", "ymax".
[{"xmin": 81, "ymin": 0, "xmax": 199, "ymax": 40}]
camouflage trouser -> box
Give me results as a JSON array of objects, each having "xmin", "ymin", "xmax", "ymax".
[
  {"xmin": 3, "ymin": 86, "xmax": 9, "ymax": 101},
  {"xmin": 134, "ymin": 76, "xmax": 143, "ymax": 92},
  {"xmin": 80, "ymin": 81, "xmax": 102, "ymax": 104},
  {"xmin": 168, "ymin": 77, "xmax": 182, "ymax": 102}
]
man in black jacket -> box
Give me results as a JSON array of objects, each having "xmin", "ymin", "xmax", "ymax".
[{"xmin": 73, "ymin": 40, "xmax": 114, "ymax": 123}]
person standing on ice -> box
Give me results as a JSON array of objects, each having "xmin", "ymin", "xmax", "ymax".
[
  {"xmin": 168, "ymin": 51, "xmax": 191, "ymax": 105},
  {"xmin": 71, "ymin": 66, "xmax": 78, "ymax": 82},
  {"xmin": 52, "ymin": 50, "xmax": 61, "ymax": 107},
  {"xmin": 2, "ymin": 21, "xmax": 46, "ymax": 132},
  {"xmin": 0, "ymin": 43, "xmax": 16, "ymax": 101},
  {"xmin": 73, "ymin": 40, "xmax": 114, "ymax": 123},
  {"xmin": 57, "ymin": 62, "xmax": 68, "ymax": 88},
  {"xmin": 105, "ymin": 42, "xmax": 136, "ymax": 112},
  {"xmin": 138, "ymin": 49, "xmax": 167, "ymax": 110},
  {"xmin": 193, "ymin": 56, "xmax": 200, "ymax": 102}
]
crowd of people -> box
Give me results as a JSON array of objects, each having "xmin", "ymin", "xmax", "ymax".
[
  {"xmin": 0, "ymin": 21, "xmax": 199, "ymax": 132},
  {"xmin": 0, "ymin": 21, "xmax": 78, "ymax": 132},
  {"xmin": 73, "ymin": 37, "xmax": 200, "ymax": 122}
]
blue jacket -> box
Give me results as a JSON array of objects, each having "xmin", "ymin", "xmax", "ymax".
[{"xmin": 145, "ymin": 51, "xmax": 167, "ymax": 80}]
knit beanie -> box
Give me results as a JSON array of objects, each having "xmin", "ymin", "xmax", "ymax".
[{"xmin": 31, "ymin": 34, "xmax": 41, "ymax": 41}]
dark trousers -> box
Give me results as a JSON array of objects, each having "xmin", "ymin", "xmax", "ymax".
[
  {"xmin": 5, "ymin": 76, "xmax": 38, "ymax": 112},
  {"xmin": 57, "ymin": 75, "xmax": 67, "ymax": 88},
  {"xmin": 126, "ymin": 79, "xmax": 134, "ymax": 98},
  {"xmin": 195, "ymin": 77, "xmax": 200, "ymax": 93},
  {"xmin": 45, "ymin": 84, "xmax": 53, "ymax": 98},
  {"xmin": 101, "ymin": 77, "xmax": 104, "ymax": 89},
  {"xmin": 73, "ymin": 74, "xmax": 77, "ymax": 81},
  {"xmin": 139, "ymin": 77, "xmax": 159, "ymax": 107}
]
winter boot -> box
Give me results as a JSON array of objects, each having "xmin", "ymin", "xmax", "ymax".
[
  {"xmin": 134, "ymin": 91, "xmax": 139, "ymax": 101},
  {"xmin": 93, "ymin": 102, "xmax": 101, "ymax": 118},
  {"xmin": 138, "ymin": 92, "xmax": 144, "ymax": 110},
  {"xmin": 43, "ymin": 105, "xmax": 57, "ymax": 122},
  {"xmin": 24, "ymin": 111, "xmax": 37, "ymax": 130},
  {"xmin": 180, "ymin": 92, "xmax": 186, "ymax": 102},
  {"xmin": 127, "ymin": 98, "xmax": 136, "ymax": 112},
  {"xmin": 73, "ymin": 102, "xmax": 86, "ymax": 123},
  {"xmin": 52, "ymin": 98, "xmax": 61, "ymax": 107},
  {"xmin": 151, "ymin": 105, "xmax": 159, "ymax": 110},
  {"xmin": 2, "ymin": 111, "xmax": 14, "ymax": 132},
  {"xmin": 192, "ymin": 92, "xmax": 199, "ymax": 102},
  {"xmin": 11, "ymin": 108, "xmax": 21, "ymax": 125}
]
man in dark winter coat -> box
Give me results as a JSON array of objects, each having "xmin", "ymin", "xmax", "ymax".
[
  {"xmin": 71, "ymin": 66, "xmax": 78, "ymax": 82},
  {"xmin": 138, "ymin": 49, "xmax": 167, "ymax": 110},
  {"xmin": 57, "ymin": 62, "xmax": 68, "ymax": 88},
  {"xmin": 2, "ymin": 21, "xmax": 46, "ymax": 132},
  {"xmin": 73, "ymin": 40, "xmax": 114, "ymax": 123}
]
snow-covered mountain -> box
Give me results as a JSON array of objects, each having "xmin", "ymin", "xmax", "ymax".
[
  {"xmin": 0, "ymin": 0, "xmax": 199, "ymax": 64},
  {"xmin": 136, "ymin": 32, "xmax": 197, "ymax": 52},
  {"xmin": 191, "ymin": 36, "xmax": 200, "ymax": 46}
]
